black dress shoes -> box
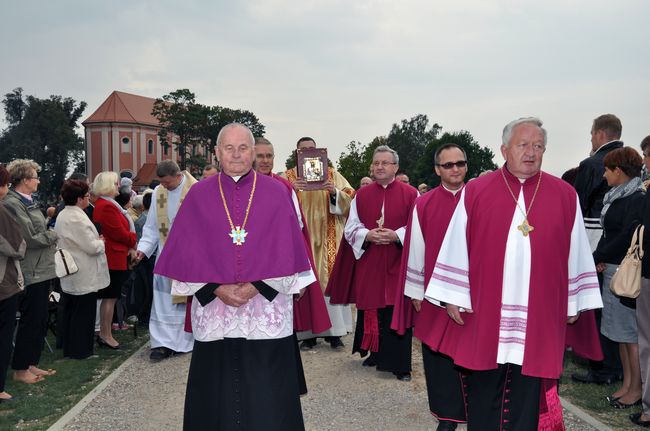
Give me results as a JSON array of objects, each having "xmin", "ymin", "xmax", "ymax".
[
  {"xmin": 150, "ymin": 347, "xmax": 174, "ymax": 362},
  {"xmin": 326, "ymin": 336, "xmax": 345, "ymax": 350},
  {"xmin": 436, "ymin": 420, "xmax": 458, "ymax": 431},
  {"xmin": 571, "ymin": 370, "xmax": 622, "ymax": 385},
  {"xmin": 362, "ymin": 356, "xmax": 376, "ymax": 367},
  {"xmin": 299, "ymin": 338, "xmax": 317, "ymax": 351},
  {"xmin": 630, "ymin": 412, "xmax": 650, "ymax": 427},
  {"xmin": 393, "ymin": 372, "xmax": 411, "ymax": 381}
]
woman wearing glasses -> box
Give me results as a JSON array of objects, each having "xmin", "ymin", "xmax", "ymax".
[
  {"xmin": 3, "ymin": 159, "xmax": 58, "ymax": 383},
  {"xmin": 53, "ymin": 180, "xmax": 110, "ymax": 359}
]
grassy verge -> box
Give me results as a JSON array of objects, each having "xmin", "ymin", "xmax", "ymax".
[
  {"xmin": 560, "ymin": 351, "xmax": 642, "ymax": 430},
  {"xmin": 0, "ymin": 328, "xmax": 148, "ymax": 431}
]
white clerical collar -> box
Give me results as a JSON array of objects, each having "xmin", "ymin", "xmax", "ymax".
[
  {"xmin": 442, "ymin": 184, "xmax": 463, "ymax": 196},
  {"xmin": 379, "ymin": 178, "xmax": 395, "ymax": 189}
]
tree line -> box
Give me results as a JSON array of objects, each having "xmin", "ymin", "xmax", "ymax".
[{"xmin": 0, "ymin": 87, "xmax": 497, "ymax": 205}]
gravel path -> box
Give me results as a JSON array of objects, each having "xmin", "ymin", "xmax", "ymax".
[{"xmin": 55, "ymin": 334, "xmax": 604, "ymax": 431}]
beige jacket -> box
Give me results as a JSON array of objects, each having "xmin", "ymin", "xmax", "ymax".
[{"xmin": 54, "ymin": 206, "xmax": 110, "ymax": 295}]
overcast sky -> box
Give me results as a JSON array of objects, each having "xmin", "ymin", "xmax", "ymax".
[{"xmin": 1, "ymin": 0, "xmax": 649, "ymax": 177}]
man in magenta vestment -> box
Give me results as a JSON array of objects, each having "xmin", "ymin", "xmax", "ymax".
[{"xmin": 426, "ymin": 118, "xmax": 603, "ymax": 430}]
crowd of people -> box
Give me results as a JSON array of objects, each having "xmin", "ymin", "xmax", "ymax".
[{"xmin": 0, "ymin": 113, "xmax": 649, "ymax": 430}]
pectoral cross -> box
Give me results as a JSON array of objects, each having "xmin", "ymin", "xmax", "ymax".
[
  {"xmin": 229, "ymin": 226, "xmax": 248, "ymax": 246},
  {"xmin": 517, "ymin": 219, "xmax": 534, "ymax": 237}
]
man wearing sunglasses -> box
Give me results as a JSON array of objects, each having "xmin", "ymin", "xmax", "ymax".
[
  {"xmin": 392, "ymin": 143, "xmax": 468, "ymax": 431},
  {"xmin": 327, "ymin": 145, "xmax": 418, "ymax": 381}
]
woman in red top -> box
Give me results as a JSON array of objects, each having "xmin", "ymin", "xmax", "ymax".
[{"xmin": 92, "ymin": 172, "xmax": 136, "ymax": 349}]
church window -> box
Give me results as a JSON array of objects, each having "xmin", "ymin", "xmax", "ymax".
[
  {"xmin": 148, "ymin": 139, "xmax": 154, "ymax": 154},
  {"xmin": 121, "ymin": 136, "xmax": 131, "ymax": 153}
]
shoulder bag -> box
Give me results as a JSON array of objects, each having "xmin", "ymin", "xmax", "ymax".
[
  {"xmin": 610, "ymin": 225, "xmax": 644, "ymax": 299},
  {"xmin": 55, "ymin": 248, "xmax": 78, "ymax": 278}
]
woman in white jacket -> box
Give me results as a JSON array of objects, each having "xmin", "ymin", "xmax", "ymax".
[{"xmin": 54, "ymin": 180, "xmax": 110, "ymax": 359}]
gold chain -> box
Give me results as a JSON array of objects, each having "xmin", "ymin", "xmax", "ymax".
[
  {"xmin": 500, "ymin": 168, "xmax": 542, "ymax": 219},
  {"xmin": 218, "ymin": 171, "xmax": 257, "ymax": 231}
]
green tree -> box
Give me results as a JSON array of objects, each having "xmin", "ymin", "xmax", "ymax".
[
  {"xmin": 0, "ymin": 88, "xmax": 86, "ymax": 204},
  {"xmin": 153, "ymin": 89, "xmax": 266, "ymax": 170},
  {"xmin": 386, "ymin": 114, "xmax": 441, "ymax": 177},
  {"xmin": 336, "ymin": 137, "xmax": 385, "ymax": 187},
  {"xmin": 152, "ymin": 89, "xmax": 203, "ymax": 170},
  {"xmin": 412, "ymin": 130, "xmax": 498, "ymax": 188}
]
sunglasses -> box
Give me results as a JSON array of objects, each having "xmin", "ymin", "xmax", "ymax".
[{"xmin": 437, "ymin": 161, "xmax": 467, "ymax": 169}]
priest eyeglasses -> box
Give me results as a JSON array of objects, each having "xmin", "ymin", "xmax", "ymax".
[{"xmin": 436, "ymin": 160, "xmax": 467, "ymax": 169}]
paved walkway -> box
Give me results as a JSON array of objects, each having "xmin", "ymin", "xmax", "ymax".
[{"xmin": 52, "ymin": 335, "xmax": 605, "ymax": 431}]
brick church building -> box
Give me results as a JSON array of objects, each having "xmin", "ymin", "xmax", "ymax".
[{"xmin": 82, "ymin": 91, "xmax": 215, "ymax": 187}]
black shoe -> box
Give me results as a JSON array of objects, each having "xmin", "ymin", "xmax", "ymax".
[
  {"xmin": 571, "ymin": 370, "xmax": 620, "ymax": 385},
  {"xmin": 393, "ymin": 372, "xmax": 411, "ymax": 381},
  {"xmin": 362, "ymin": 356, "xmax": 376, "ymax": 367},
  {"xmin": 96, "ymin": 336, "xmax": 120, "ymax": 350},
  {"xmin": 436, "ymin": 420, "xmax": 458, "ymax": 431},
  {"xmin": 150, "ymin": 347, "xmax": 174, "ymax": 362},
  {"xmin": 611, "ymin": 398, "xmax": 642, "ymax": 409},
  {"xmin": 299, "ymin": 339, "xmax": 317, "ymax": 351},
  {"xmin": 630, "ymin": 412, "xmax": 650, "ymax": 427},
  {"xmin": 327, "ymin": 336, "xmax": 345, "ymax": 350}
]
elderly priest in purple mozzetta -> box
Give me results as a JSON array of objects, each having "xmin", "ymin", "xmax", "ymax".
[{"xmin": 155, "ymin": 123, "xmax": 315, "ymax": 431}]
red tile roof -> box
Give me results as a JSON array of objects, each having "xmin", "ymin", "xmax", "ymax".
[
  {"xmin": 82, "ymin": 91, "xmax": 160, "ymax": 127},
  {"xmin": 132, "ymin": 162, "xmax": 159, "ymax": 188}
]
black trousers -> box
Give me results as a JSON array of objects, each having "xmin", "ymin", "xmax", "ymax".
[
  {"xmin": 12, "ymin": 280, "xmax": 51, "ymax": 371},
  {"xmin": 466, "ymin": 364, "xmax": 540, "ymax": 431},
  {"xmin": 61, "ymin": 291, "xmax": 97, "ymax": 359},
  {"xmin": 0, "ymin": 294, "xmax": 18, "ymax": 391},
  {"xmin": 353, "ymin": 306, "xmax": 412, "ymax": 373},
  {"xmin": 133, "ymin": 255, "xmax": 154, "ymax": 322},
  {"xmin": 422, "ymin": 344, "xmax": 467, "ymax": 423}
]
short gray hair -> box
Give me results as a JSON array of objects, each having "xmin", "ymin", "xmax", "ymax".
[
  {"xmin": 373, "ymin": 145, "xmax": 399, "ymax": 164},
  {"xmin": 216, "ymin": 123, "xmax": 255, "ymax": 147},
  {"xmin": 502, "ymin": 117, "xmax": 547, "ymax": 147},
  {"xmin": 156, "ymin": 160, "xmax": 181, "ymax": 178}
]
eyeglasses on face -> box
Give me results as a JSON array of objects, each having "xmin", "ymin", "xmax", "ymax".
[
  {"xmin": 372, "ymin": 161, "xmax": 397, "ymax": 167},
  {"xmin": 437, "ymin": 161, "xmax": 467, "ymax": 169}
]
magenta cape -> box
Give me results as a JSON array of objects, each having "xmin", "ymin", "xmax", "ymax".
[
  {"xmin": 326, "ymin": 181, "xmax": 418, "ymax": 309},
  {"xmin": 432, "ymin": 168, "xmax": 586, "ymax": 379},
  {"xmin": 155, "ymin": 171, "xmax": 311, "ymax": 283},
  {"xmin": 270, "ymin": 173, "xmax": 331, "ymax": 334},
  {"xmin": 391, "ymin": 186, "xmax": 463, "ymax": 351}
]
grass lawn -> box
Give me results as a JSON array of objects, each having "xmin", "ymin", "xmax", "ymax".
[
  {"xmin": 560, "ymin": 351, "xmax": 643, "ymax": 430},
  {"xmin": 0, "ymin": 327, "xmax": 148, "ymax": 431}
]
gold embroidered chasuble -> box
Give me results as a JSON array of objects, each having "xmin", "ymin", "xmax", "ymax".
[{"xmin": 283, "ymin": 167, "xmax": 355, "ymax": 291}]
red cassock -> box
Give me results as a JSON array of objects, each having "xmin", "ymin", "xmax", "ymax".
[
  {"xmin": 271, "ymin": 174, "xmax": 331, "ymax": 334},
  {"xmin": 327, "ymin": 180, "xmax": 418, "ymax": 309},
  {"xmin": 390, "ymin": 185, "xmax": 463, "ymax": 350}
]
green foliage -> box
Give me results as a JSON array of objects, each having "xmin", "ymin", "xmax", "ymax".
[
  {"xmin": 0, "ymin": 88, "xmax": 86, "ymax": 204},
  {"xmin": 285, "ymin": 150, "xmax": 297, "ymax": 171},
  {"xmin": 336, "ymin": 137, "xmax": 385, "ymax": 187},
  {"xmin": 412, "ymin": 130, "xmax": 498, "ymax": 188},
  {"xmin": 152, "ymin": 89, "xmax": 266, "ymax": 171},
  {"xmin": 386, "ymin": 114, "xmax": 441, "ymax": 177}
]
